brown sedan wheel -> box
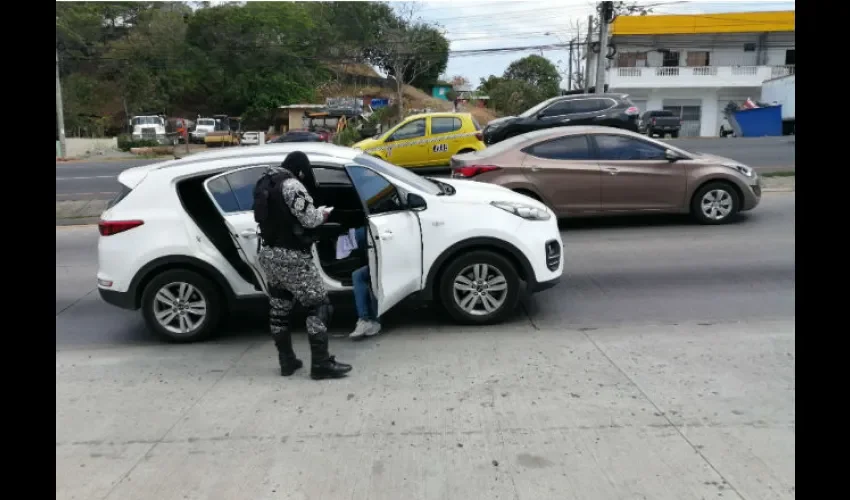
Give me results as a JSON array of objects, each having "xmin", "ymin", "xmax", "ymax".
[
  {"xmin": 691, "ymin": 181, "xmax": 740, "ymax": 225},
  {"xmin": 512, "ymin": 189, "xmax": 542, "ymax": 202}
]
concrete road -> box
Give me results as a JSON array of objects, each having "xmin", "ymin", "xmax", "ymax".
[
  {"xmin": 56, "ymin": 159, "xmax": 159, "ymax": 201},
  {"xmin": 55, "ymin": 137, "xmax": 795, "ymax": 201},
  {"xmin": 56, "ymin": 192, "xmax": 795, "ymax": 348},
  {"xmin": 663, "ymin": 136, "xmax": 795, "ymax": 172},
  {"xmin": 56, "ymin": 195, "xmax": 795, "ymax": 500}
]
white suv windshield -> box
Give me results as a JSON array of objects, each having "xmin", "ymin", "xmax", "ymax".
[
  {"xmin": 353, "ymin": 154, "xmax": 441, "ymax": 196},
  {"xmin": 198, "ymin": 119, "xmax": 215, "ymax": 126}
]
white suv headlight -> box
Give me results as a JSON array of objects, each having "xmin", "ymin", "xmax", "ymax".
[{"xmin": 491, "ymin": 201, "xmax": 551, "ymax": 221}]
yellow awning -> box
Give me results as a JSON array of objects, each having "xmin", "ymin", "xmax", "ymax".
[{"xmin": 612, "ymin": 10, "xmax": 795, "ymax": 36}]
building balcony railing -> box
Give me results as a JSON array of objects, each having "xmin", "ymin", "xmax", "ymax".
[{"xmin": 608, "ymin": 65, "xmax": 795, "ymax": 88}]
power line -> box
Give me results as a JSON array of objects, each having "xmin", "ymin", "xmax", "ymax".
[
  {"xmin": 414, "ymin": 0, "xmax": 527, "ymax": 14},
  {"xmin": 430, "ymin": 5, "xmax": 593, "ymax": 25}
]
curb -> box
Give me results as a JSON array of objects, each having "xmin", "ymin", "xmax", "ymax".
[
  {"xmin": 56, "ymin": 217, "xmax": 100, "ymax": 227},
  {"xmin": 56, "ymin": 156, "xmax": 171, "ymax": 164}
]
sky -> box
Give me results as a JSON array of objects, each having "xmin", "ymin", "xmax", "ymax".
[{"xmin": 405, "ymin": 0, "xmax": 795, "ymax": 90}]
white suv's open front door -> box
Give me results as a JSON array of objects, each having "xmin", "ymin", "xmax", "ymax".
[
  {"xmin": 345, "ymin": 165, "xmax": 423, "ymax": 316},
  {"xmin": 202, "ymin": 168, "xmax": 270, "ymax": 294}
]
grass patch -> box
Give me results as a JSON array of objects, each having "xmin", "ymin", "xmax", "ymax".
[
  {"xmin": 761, "ymin": 171, "xmax": 795, "ymax": 178},
  {"xmin": 134, "ymin": 154, "xmax": 173, "ymax": 159}
]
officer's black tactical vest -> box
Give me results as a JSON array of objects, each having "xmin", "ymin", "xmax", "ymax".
[{"xmin": 253, "ymin": 170, "xmax": 314, "ymax": 251}]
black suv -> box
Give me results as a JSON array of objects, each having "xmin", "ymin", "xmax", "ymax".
[{"xmin": 482, "ymin": 93, "xmax": 640, "ymax": 145}]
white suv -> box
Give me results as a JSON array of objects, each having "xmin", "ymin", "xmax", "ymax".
[{"xmin": 97, "ymin": 143, "xmax": 563, "ymax": 342}]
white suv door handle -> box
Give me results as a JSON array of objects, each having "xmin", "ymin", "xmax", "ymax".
[
  {"xmin": 602, "ymin": 166, "xmax": 619, "ymax": 175},
  {"xmin": 530, "ymin": 165, "xmax": 541, "ymax": 172},
  {"xmin": 379, "ymin": 230, "xmax": 393, "ymax": 240},
  {"xmin": 240, "ymin": 229, "xmax": 258, "ymax": 238}
]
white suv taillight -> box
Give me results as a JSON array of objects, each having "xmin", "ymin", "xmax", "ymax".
[{"xmin": 99, "ymin": 220, "xmax": 144, "ymax": 236}]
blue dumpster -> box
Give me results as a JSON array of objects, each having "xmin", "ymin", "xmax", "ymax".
[{"xmin": 730, "ymin": 105, "xmax": 783, "ymax": 137}]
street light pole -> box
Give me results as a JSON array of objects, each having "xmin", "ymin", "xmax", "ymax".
[
  {"xmin": 584, "ymin": 15, "xmax": 594, "ymax": 93},
  {"xmin": 56, "ymin": 45, "xmax": 67, "ymax": 159},
  {"xmin": 595, "ymin": 1, "xmax": 613, "ymax": 94}
]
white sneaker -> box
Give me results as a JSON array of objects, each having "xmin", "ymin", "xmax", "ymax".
[
  {"xmin": 349, "ymin": 319, "xmax": 370, "ymax": 339},
  {"xmin": 364, "ymin": 320, "xmax": 382, "ymax": 337}
]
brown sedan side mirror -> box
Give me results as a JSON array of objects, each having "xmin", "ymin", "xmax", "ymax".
[{"xmin": 664, "ymin": 149, "xmax": 682, "ymax": 162}]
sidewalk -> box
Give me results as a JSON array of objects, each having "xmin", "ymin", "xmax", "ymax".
[{"xmin": 56, "ymin": 319, "xmax": 795, "ymax": 500}]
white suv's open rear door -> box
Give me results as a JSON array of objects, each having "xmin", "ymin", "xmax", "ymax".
[{"xmin": 202, "ymin": 167, "xmax": 269, "ymax": 294}]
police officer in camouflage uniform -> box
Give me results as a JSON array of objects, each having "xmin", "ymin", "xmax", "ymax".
[{"xmin": 254, "ymin": 152, "xmax": 352, "ymax": 380}]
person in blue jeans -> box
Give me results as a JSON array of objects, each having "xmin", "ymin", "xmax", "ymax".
[{"xmin": 349, "ymin": 226, "xmax": 382, "ymax": 338}]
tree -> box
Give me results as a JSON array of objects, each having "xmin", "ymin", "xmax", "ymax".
[
  {"xmin": 185, "ymin": 2, "xmax": 322, "ymax": 119},
  {"xmin": 311, "ymin": 1, "xmax": 397, "ymax": 62},
  {"xmin": 450, "ymin": 75, "xmax": 470, "ymax": 89},
  {"xmin": 369, "ymin": 3, "xmax": 450, "ymax": 119},
  {"xmin": 56, "ymin": 1, "xmax": 449, "ymax": 134},
  {"xmin": 489, "ymin": 80, "xmax": 544, "ymax": 116},
  {"xmin": 503, "ymin": 55, "xmax": 562, "ymax": 98},
  {"xmin": 407, "ymin": 25, "xmax": 450, "ymax": 89},
  {"xmin": 477, "ymin": 75, "xmax": 504, "ymax": 94},
  {"xmin": 563, "ymin": 17, "xmax": 592, "ymax": 91}
]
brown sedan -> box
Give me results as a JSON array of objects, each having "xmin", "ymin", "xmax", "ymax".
[{"xmin": 450, "ymin": 126, "xmax": 762, "ymax": 224}]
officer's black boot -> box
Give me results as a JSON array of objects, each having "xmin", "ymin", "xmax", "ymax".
[
  {"xmin": 274, "ymin": 333, "xmax": 303, "ymax": 377},
  {"xmin": 308, "ymin": 331, "xmax": 352, "ymax": 380},
  {"xmin": 306, "ymin": 300, "xmax": 352, "ymax": 380},
  {"xmin": 269, "ymin": 290, "xmax": 301, "ymax": 376}
]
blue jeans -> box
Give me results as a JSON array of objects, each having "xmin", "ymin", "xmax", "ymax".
[{"xmin": 353, "ymin": 227, "xmax": 379, "ymax": 322}]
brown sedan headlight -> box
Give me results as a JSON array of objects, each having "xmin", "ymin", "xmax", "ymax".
[{"xmin": 723, "ymin": 163, "xmax": 753, "ymax": 177}]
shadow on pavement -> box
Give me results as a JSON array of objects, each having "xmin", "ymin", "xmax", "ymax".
[
  {"xmin": 558, "ymin": 212, "xmax": 752, "ymax": 231},
  {"xmin": 217, "ymin": 297, "xmax": 532, "ymax": 343}
]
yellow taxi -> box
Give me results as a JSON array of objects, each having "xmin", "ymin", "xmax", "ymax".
[{"xmin": 352, "ymin": 112, "xmax": 486, "ymax": 169}]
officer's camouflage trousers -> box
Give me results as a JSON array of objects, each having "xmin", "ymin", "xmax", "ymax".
[{"xmin": 257, "ymin": 246, "xmax": 333, "ymax": 362}]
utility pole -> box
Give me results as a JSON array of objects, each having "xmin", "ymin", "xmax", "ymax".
[
  {"xmin": 584, "ymin": 15, "xmax": 593, "ymax": 93},
  {"xmin": 595, "ymin": 1, "xmax": 613, "ymax": 94},
  {"xmin": 55, "ymin": 45, "xmax": 67, "ymax": 159},
  {"xmin": 567, "ymin": 39, "xmax": 574, "ymax": 91}
]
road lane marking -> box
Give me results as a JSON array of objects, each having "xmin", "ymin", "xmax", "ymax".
[
  {"xmin": 56, "ymin": 191, "xmax": 117, "ymax": 198},
  {"xmin": 56, "ymin": 176, "xmax": 117, "ymax": 181}
]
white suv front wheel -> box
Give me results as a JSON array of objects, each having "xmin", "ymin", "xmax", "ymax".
[
  {"xmin": 439, "ymin": 250, "xmax": 521, "ymax": 325},
  {"xmin": 141, "ymin": 269, "xmax": 224, "ymax": 343}
]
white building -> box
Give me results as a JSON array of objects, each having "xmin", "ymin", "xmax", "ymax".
[{"xmin": 590, "ymin": 10, "xmax": 795, "ymax": 137}]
